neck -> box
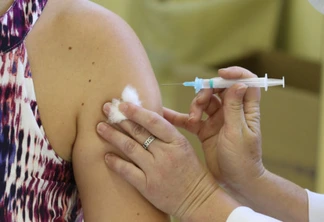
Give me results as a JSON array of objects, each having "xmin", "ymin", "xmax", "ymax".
[{"xmin": 0, "ymin": 0, "xmax": 14, "ymax": 16}]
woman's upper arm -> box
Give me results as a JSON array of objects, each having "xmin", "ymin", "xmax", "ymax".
[{"xmin": 69, "ymin": 2, "xmax": 169, "ymax": 221}]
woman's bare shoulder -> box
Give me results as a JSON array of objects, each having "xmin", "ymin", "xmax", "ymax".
[
  {"xmin": 49, "ymin": 0, "xmax": 157, "ymax": 96},
  {"xmin": 54, "ymin": 0, "xmax": 162, "ymax": 113},
  {"xmin": 56, "ymin": 0, "xmax": 136, "ymax": 50}
]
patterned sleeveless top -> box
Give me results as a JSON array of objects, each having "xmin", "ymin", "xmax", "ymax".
[{"xmin": 0, "ymin": 0, "xmax": 83, "ymax": 221}]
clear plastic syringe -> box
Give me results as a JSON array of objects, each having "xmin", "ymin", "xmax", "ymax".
[{"xmin": 183, "ymin": 74, "xmax": 285, "ymax": 93}]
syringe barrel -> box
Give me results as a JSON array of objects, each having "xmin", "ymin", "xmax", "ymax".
[
  {"xmin": 200, "ymin": 75, "xmax": 283, "ymax": 91},
  {"xmin": 200, "ymin": 78, "xmax": 238, "ymax": 89},
  {"xmin": 199, "ymin": 78, "xmax": 266, "ymax": 89},
  {"xmin": 188, "ymin": 75, "xmax": 284, "ymax": 93}
]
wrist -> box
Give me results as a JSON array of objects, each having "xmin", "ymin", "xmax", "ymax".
[
  {"xmin": 225, "ymin": 166, "xmax": 268, "ymax": 198},
  {"xmin": 179, "ymin": 175, "xmax": 240, "ymax": 222},
  {"xmin": 238, "ymin": 168, "xmax": 270, "ymax": 198},
  {"xmin": 219, "ymin": 167, "xmax": 269, "ymax": 208},
  {"xmin": 176, "ymin": 172, "xmax": 218, "ymax": 221}
]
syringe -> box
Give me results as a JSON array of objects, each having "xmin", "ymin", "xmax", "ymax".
[{"xmin": 181, "ymin": 74, "xmax": 285, "ymax": 93}]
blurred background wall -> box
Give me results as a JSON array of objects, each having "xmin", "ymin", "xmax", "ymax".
[
  {"xmin": 95, "ymin": 0, "xmax": 323, "ymax": 62},
  {"xmin": 92, "ymin": 0, "xmax": 324, "ymax": 211},
  {"xmin": 278, "ymin": 0, "xmax": 322, "ymax": 62}
]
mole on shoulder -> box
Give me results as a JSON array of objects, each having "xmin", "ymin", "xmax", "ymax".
[
  {"xmin": 88, "ymin": 79, "xmax": 92, "ymax": 83},
  {"xmin": 81, "ymin": 103, "xmax": 84, "ymax": 106},
  {"xmin": 92, "ymin": 62, "xmax": 95, "ymax": 65},
  {"xmin": 68, "ymin": 46, "xmax": 72, "ymax": 50}
]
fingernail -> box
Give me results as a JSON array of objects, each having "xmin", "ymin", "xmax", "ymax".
[
  {"xmin": 219, "ymin": 68, "xmax": 228, "ymax": 72},
  {"xmin": 189, "ymin": 112, "xmax": 194, "ymax": 120},
  {"xmin": 103, "ymin": 103, "xmax": 111, "ymax": 115},
  {"xmin": 97, "ymin": 122, "xmax": 108, "ymax": 134},
  {"xmin": 196, "ymin": 92, "xmax": 201, "ymax": 101},
  {"xmin": 105, "ymin": 153, "xmax": 114, "ymax": 163},
  {"xmin": 119, "ymin": 103, "xmax": 128, "ymax": 113}
]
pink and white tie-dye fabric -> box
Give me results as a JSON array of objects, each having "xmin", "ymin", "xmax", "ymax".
[{"xmin": 0, "ymin": 0, "xmax": 83, "ymax": 221}]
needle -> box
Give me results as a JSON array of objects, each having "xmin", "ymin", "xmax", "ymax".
[{"xmin": 160, "ymin": 83, "xmax": 183, "ymax": 86}]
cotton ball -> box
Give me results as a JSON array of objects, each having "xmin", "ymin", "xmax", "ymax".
[
  {"xmin": 108, "ymin": 99, "xmax": 127, "ymax": 123},
  {"xmin": 122, "ymin": 85, "xmax": 141, "ymax": 106},
  {"xmin": 107, "ymin": 85, "xmax": 141, "ymax": 123}
]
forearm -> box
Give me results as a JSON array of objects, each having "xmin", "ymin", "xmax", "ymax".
[{"xmin": 227, "ymin": 169, "xmax": 308, "ymax": 222}]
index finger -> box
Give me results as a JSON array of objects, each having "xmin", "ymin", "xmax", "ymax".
[
  {"xmin": 119, "ymin": 103, "xmax": 180, "ymax": 143},
  {"xmin": 218, "ymin": 66, "xmax": 261, "ymax": 102},
  {"xmin": 218, "ymin": 66, "xmax": 257, "ymax": 79}
]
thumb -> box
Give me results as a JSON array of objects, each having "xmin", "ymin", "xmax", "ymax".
[{"xmin": 222, "ymin": 84, "xmax": 248, "ymax": 129}]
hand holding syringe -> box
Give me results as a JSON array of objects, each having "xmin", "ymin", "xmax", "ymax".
[{"xmin": 163, "ymin": 74, "xmax": 285, "ymax": 93}]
